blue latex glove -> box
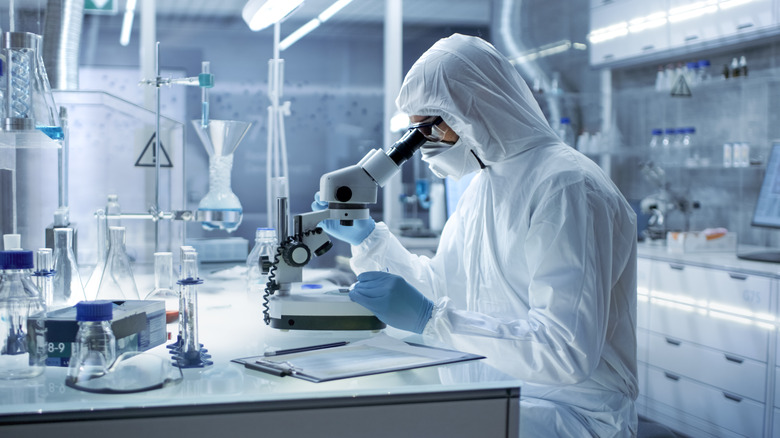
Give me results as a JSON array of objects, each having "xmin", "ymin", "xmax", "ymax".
[
  {"xmin": 311, "ymin": 192, "xmax": 375, "ymax": 246},
  {"xmin": 349, "ymin": 271, "xmax": 434, "ymax": 334}
]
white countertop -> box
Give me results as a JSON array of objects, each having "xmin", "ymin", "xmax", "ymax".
[{"xmin": 0, "ymin": 264, "xmax": 520, "ymax": 420}]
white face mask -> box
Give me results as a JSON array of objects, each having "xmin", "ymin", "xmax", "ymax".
[{"xmin": 421, "ymin": 139, "xmax": 482, "ymax": 180}]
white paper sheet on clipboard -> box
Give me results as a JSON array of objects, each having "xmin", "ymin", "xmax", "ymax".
[{"xmin": 232, "ymin": 333, "xmax": 484, "ymax": 383}]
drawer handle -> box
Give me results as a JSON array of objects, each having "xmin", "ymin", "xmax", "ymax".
[
  {"xmin": 664, "ymin": 372, "xmax": 680, "ymax": 381},
  {"xmin": 665, "ymin": 337, "xmax": 681, "ymax": 346},
  {"xmin": 723, "ymin": 392, "xmax": 743, "ymax": 403},
  {"xmin": 603, "ymin": 54, "xmax": 614, "ymax": 60},
  {"xmin": 641, "ymin": 45, "xmax": 654, "ymax": 51},
  {"xmin": 684, "ymin": 35, "xmax": 699, "ymax": 42},
  {"xmin": 669, "ymin": 264, "xmax": 685, "ymax": 271},
  {"xmin": 724, "ymin": 354, "xmax": 744, "ymax": 364},
  {"xmin": 737, "ymin": 23, "xmax": 754, "ymax": 30},
  {"xmin": 728, "ymin": 273, "xmax": 747, "ymax": 280}
]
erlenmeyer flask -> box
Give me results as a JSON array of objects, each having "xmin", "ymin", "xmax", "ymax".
[
  {"xmin": 2, "ymin": 32, "xmax": 61, "ymax": 139},
  {"xmin": 52, "ymin": 228, "xmax": 85, "ymax": 308},
  {"xmin": 145, "ymin": 252, "xmax": 178, "ymax": 340},
  {"xmin": 95, "ymin": 227, "xmax": 139, "ymax": 300},
  {"xmin": 84, "ymin": 209, "xmax": 107, "ymax": 301}
]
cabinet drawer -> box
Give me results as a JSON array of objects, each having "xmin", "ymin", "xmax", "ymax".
[
  {"xmin": 648, "ymin": 298, "xmax": 769, "ymax": 361},
  {"xmin": 645, "ymin": 366, "xmax": 764, "ymax": 438},
  {"xmin": 637, "ymin": 259, "xmax": 651, "ymax": 330},
  {"xmin": 651, "ymin": 262, "xmax": 771, "ymax": 314},
  {"xmin": 646, "ymin": 332, "xmax": 765, "ymax": 402}
]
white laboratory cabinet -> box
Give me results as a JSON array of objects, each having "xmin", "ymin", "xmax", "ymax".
[
  {"xmin": 636, "ymin": 244, "xmax": 780, "ymax": 437},
  {"xmin": 589, "ymin": 0, "xmax": 779, "ymax": 67}
]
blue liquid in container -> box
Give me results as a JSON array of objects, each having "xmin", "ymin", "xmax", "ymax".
[{"xmin": 37, "ymin": 126, "xmax": 64, "ymax": 140}]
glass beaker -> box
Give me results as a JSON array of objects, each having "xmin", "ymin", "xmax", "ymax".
[
  {"xmin": 192, "ymin": 120, "xmax": 251, "ymax": 232},
  {"xmin": 52, "ymin": 228, "xmax": 85, "ymax": 309},
  {"xmin": 2, "ymin": 32, "xmax": 61, "ymax": 139},
  {"xmin": 0, "ymin": 249, "xmax": 47, "ymax": 379},
  {"xmin": 145, "ymin": 252, "xmax": 178, "ymax": 341},
  {"xmin": 95, "ymin": 227, "xmax": 139, "ymax": 300}
]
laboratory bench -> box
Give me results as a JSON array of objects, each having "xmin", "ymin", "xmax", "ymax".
[
  {"xmin": 0, "ymin": 265, "xmax": 520, "ymax": 438},
  {"xmin": 636, "ymin": 242, "xmax": 780, "ymax": 438}
]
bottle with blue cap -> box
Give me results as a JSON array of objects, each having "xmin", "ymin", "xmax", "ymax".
[
  {"xmin": 246, "ymin": 228, "xmax": 276, "ymax": 294},
  {"xmin": 66, "ymin": 300, "xmax": 116, "ymax": 384},
  {"xmin": 0, "ymin": 234, "xmax": 47, "ymax": 379}
]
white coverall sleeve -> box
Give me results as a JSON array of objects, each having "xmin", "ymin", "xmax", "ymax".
[
  {"xmin": 423, "ymin": 184, "xmax": 618, "ymax": 385},
  {"xmin": 350, "ymin": 222, "xmax": 447, "ymax": 303}
]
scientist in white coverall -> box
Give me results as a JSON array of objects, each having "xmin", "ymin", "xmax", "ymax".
[{"xmin": 313, "ymin": 34, "xmax": 638, "ymax": 437}]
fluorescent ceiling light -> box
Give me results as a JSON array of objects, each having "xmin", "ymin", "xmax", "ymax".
[
  {"xmin": 243, "ymin": 0, "xmax": 304, "ymax": 32},
  {"xmin": 719, "ymin": 0, "xmax": 755, "ymax": 9},
  {"xmin": 587, "ymin": 22, "xmax": 628, "ymax": 44},
  {"xmin": 318, "ymin": 0, "xmax": 353, "ymax": 22},
  {"xmin": 278, "ymin": 0, "xmax": 354, "ymax": 51},
  {"xmin": 668, "ymin": 0, "xmax": 718, "ymax": 23},
  {"xmin": 628, "ymin": 12, "xmax": 667, "ymax": 33},
  {"xmin": 119, "ymin": 0, "xmax": 136, "ymax": 46},
  {"xmin": 279, "ymin": 18, "xmax": 320, "ymax": 50}
]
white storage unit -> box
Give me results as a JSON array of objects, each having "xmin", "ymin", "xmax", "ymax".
[
  {"xmin": 590, "ymin": 0, "xmax": 779, "ymax": 67},
  {"xmin": 637, "ymin": 245, "xmax": 779, "ymax": 437}
]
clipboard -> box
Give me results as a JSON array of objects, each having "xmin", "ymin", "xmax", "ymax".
[{"xmin": 232, "ymin": 333, "xmax": 484, "ymax": 383}]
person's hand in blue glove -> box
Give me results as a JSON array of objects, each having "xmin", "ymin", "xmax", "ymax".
[
  {"xmin": 349, "ymin": 271, "xmax": 434, "ymax": 334},
  {"xmin": 311, "ymin": 192, "xmax": 375, "ymax": 246}
]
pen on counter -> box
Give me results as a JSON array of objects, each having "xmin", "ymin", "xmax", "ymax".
[{"xmin": 264, "ymin": 341, "xmax": 349, "ymax": 357}]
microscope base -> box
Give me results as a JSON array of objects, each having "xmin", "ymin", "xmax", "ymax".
[{"xmin": 268, "ymin": 284, "xmax": 386, "ymax": 331}]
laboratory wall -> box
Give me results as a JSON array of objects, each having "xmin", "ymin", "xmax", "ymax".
[{"xmin": 70, "ymin": 13, "xmax": 487, "ymax": 265}]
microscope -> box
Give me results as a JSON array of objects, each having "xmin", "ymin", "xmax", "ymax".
[{"xmin": 262, "ymin": 128, "xmax": 428, "ymax": 330}]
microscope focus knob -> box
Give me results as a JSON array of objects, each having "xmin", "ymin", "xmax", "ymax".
[
  {"xmin": 282, "ymin": 243, "xmax": 311, "ymax": 267},
  {"xmin": 335, "ymin": 186, "xmax": 352, "ymax": 202}
]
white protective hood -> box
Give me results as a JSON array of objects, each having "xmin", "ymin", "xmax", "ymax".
[
  {"xmin": 396, "ymin": 33, "xmax": 561, "ymax": 166},
  {"xmin": 353, "ymin": 34, "xmax": 639, "ymax": 437}
]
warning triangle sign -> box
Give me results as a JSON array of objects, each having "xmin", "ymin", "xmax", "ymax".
[
  {"xmin": 135, "ymin": 133, "xmax": 173, "ymax": 168},
  {"xmin": 671, "ymin": 74, "xmax": 692, "ymax": 97}
]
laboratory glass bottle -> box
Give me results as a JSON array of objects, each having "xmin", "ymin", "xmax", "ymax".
[
  {"xmin": 246, "ymin": 228, "xmax": 276, "ymax": 294},
  {"xmin": 84, "ymin": 209, "xmax": 107, "ymax": 301},
  {"xmin": 66, "ymin": 300, "xmax": 116, "ymax": 385},
  {"xmin": 661, "ymin": 129, "xmax": 674, "ymax": 167},
  {"xmin": 95, "ymin": 227, "xmax": 139, "ymax": 300},
  {"xmin": 32, "ymin": 248, "xmax": 54, "ymax": 307},
  {"xmin": 557, "ymin": 117, "xmax": 575, "ymax": 147},
  {"xmin": 145, "ymin": 252, "xmax": 178, "ymax": 341},
  {"xmin": 0, "ymin": 249, "xmax": 47, "ymax": 379},
  {"xmin": 648, "ymin": 129, "xmax": 662, "ymax": 163},
  {"xmin": 52, "ymin": 227, "xmax": 86, "ymax": 309}
]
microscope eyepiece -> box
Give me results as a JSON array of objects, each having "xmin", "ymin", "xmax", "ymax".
[{"xmin": 387, "ymin": 129, "xmax": 427, "ymax": 166}]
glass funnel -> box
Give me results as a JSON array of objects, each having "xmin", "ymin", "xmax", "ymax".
[{"xmin": 191, "ymin": 120, "xmax": 251, "ymax": 233}]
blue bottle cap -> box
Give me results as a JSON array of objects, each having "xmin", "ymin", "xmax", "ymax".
[
  {"xmin": 664, "ymin": 128, "xmax": 676, "ymax": 134},
  {"xmin": 256, "ymin": 227, "xmax": 274, "ymax": 231},
  {"xmin": 76, "ymin": 300, "xmax": 114, "ymax": 322},
  {"xmin": 0, "ymin": 250, "xmax": 34, "ymax": 269},
  {"xmin": 686, "ymin": 62, "xmax": 697, "ymax": 69},
  {"xmin": 560, "ymin": 117, "xmax": 570, "ymax": 124},
  {"xmin": 698, "ymin": 60, "xmax": 710, "ymax": 67},
  {"xmin": 651, "ymin": 129, "xmax": 662, "ymax": 135}
]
